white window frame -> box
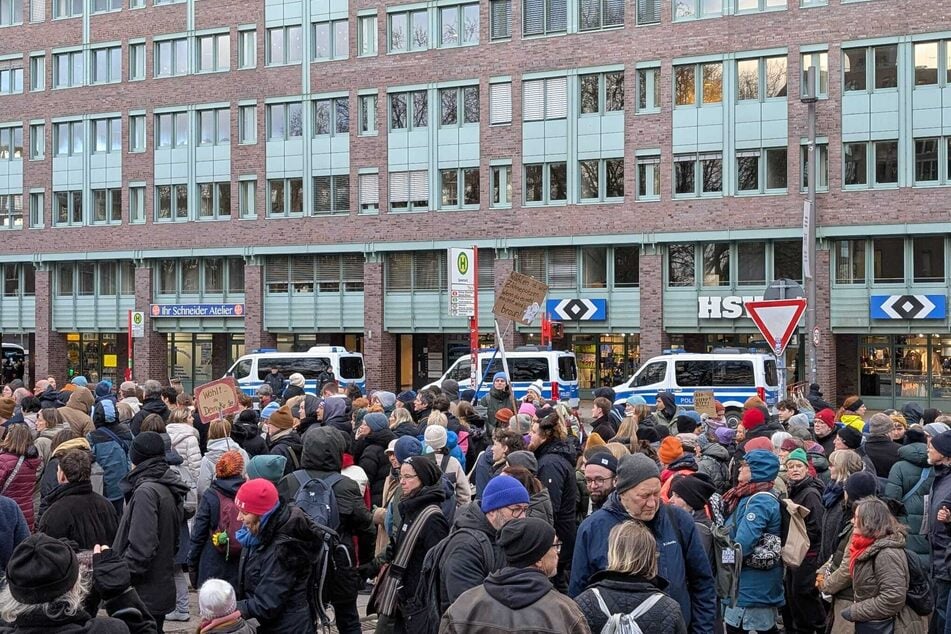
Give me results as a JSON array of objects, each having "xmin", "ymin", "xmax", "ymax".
[
  {"xmin": 489, "ymin": 81, "xmax": 512, "ymax": 125},
  {"xmin": 523, "ymin": 161, "xmax": 567, "ymax": 205},
  {"xmin": 312, "ymin": 173, "xmax": 350, "ymax": 214},
  {"xmin": 522, "ymin": 0, "xmax": 567, "ymax": 36},
  {"xmin": 29, "ymin": 54, "xmax": 44, "ymax": 91},
  {"xmin": 0, "ymin": 194, "xmax": 24, "ymax": 230},
  {"xmin": 154, "ymin": 37, "xmax": 189, "ymax": 78},
  {"xmin": 154, "ymin": 183, "xmax": 190, "ymax": 222},
  {"xmin": 312, "ymin": 19, "xmax": 349, "ymax": 61},
  {"xmin": 89, "ymin": 45, "xmax": 121, "ymax": 85},
  {"xmin": 90, "ymin": 117, "xmax": 121, "ymax": 154},
  {"xmin": 439, "ymin": 85, "xmax": 479, "ymax": 127},
  {"xmin": 197, "ymin": 108, "xmax": 230, "ymax": 146},
  {"xmin": 90, "ymin": 187, "xmax": 122, "ymax": 224},
  {"xmin": 239, "ymin": 104, "xmax": 257, "ymax": 144},
  {"xmin": 155, "ymin": 111, "xmax": 189, "ymax": 149},
  {"xmin": 196, "ymin": 32, "xmax": 230, "ymax": 73},
  {"xmin": 389, "ymin": 90, "xmax": 428, "ymax": 131},
  {"xmin": 238, "ymin": 177, "xmax": 256, "ymax": 218},
  {"xmin": 267, "ymin": 177, "xmax": 304, "ymax": 217},
  {"xmin": 388, "ymin": 9, "xmax": 429, "ymax": 53},
  {"xmin": 673, "ymin": 0, "xmax": 721, "ymax": 21},
  {"xmin": 579, "ymin": 0, "xmax": 624, "ymax": 30},
  {"xmin": 53, "ymin": 0, "xmax": 82, "ymax": 19},
  {"xmin": 52, "ymin": 120, "xmax": 82, "ymax": 156},
  {"xmin": 0, "ymin": 0, "xmax": 23, "ymax": 24},
  {"xmin": 0, "ymin": 65, "xmax": 23, "ymax": 95},
  {"xmin": 52, "ymin": 50, "xmax": 84, "ymax": 88},
  {"xmin": 266, "ymin": 25, "xmax": 303, "ymax": 66},
  {"xmin": 358, "ymin": 171, "xmax": 379, "ymax": 213},
  {"xmin": 438, "ymin": 166, "xmax": 480, "ymax": 209},
  {"xmin": 129, "ymin": 42, "xmax": 145, "ymax": 80},
  {"xmin": 800, "ymin": 50, "xmax": 828, "ymax": 98},
  {"xmin": 734, "ymin": 0, "xmax": 785, "ymax": 13},
  {"xmin": 437, "ymin": 2, "xmax": 479, "ymax": 48},
  {"xmin": 800, "ymin": 141, "xmax": 829, "ymax": 191},
  {"xmin": 267, "ymin": 102, "xmax": 304, "ymax": 140},
  {"xmin": 53, "ymin": 189, "xmax": 84, "ymax": 225},
  {"xmin": 0, "ymin": 126, "xmax": 22, "ymax": 160},
  {"xmin": 578, "ymin": 71, "xmax": 624, "ymax": 116},
  {"xmin": 578, "ymin": 157, "xmax": 624, "ymax": 202},
  {"xmin": 357, "ymin": 14, "xmax": 377, "ymax": 56},
  {"xmin": 736, "ymin": 55, "xmax": 788, "ymax": 102},
  {"xmin": 359, "ymin": 93, "xmax": 377, "ymax": 135},
  {"xmin": 635, "ymin": 154, "xmax": 661, "ymax": 200},
  {"xmin": 29, "ymin": 122, "xmax": 43, "ymax": 159},
  {"xmin": 29, "ymin": 191, "xmax": 44, "ymax": 228},
  {"xmin": 388, "ymin": 169, "xmax": 429, "ymax": 212},
  {"xmin": 490, "ymin": 163, "xmax": 512, "ymax": 207},
  {"xmin": 673, "ymin": 152, "xmax": 723, "ymax": 197},
  {"xmin": 197, "ymin": 181, "xmax": 231, "ymax": 219},
  {"xmin": 129, "ymin": 185, "xmax": 145, "ymax": 223},
  {"xmin": 522, "ymin": 76, "xmax": 567, "ymax": 121},
  {"xmin": 635, "ymin": 65, "xmax": 660, "ymax": 113},
  {"xmin": 90, "ymin": 0, "xmax": 122, "ymax": 13},
  {"xmin": 673, "ymin": 61, "xmax": 723, "ymax": 107},
  {"xmin": 238, "ymin": 28, "xmax": 257, "ymax": 69},
  {"xmin": 735, "ymin": 146, "xmax": 788, "ymax": 195},
  {"xmin": 313, "ymin": 97, "xmax": 349, "ymax": 136},
  {"xmin": 129, "ymin": 114, "xmax": 146, "ymax": 151}
]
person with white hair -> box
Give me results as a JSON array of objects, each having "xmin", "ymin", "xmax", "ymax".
[{"xmin": 197, "ymin": 579, "xmax": 255, "ymax": 633}]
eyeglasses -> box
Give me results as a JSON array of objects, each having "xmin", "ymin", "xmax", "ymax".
[
  {"xmin": 584, "ymin": 476, "xmax": 615, "ymax": 486},
  {"xmin": 506, "ymin": 505, "xmax": 529, "ymax": 518},
  {"xmin": 552, "ymin": 541, "xmax": 562, "ymax": 553},
  {"xmin": 398, "ymin": 474, "xmax": 419, "ymax": 482}
]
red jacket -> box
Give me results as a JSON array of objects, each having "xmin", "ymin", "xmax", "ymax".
[{"xmin": 0, "ymin": 449, "xmax": 41, "ymax": 531}]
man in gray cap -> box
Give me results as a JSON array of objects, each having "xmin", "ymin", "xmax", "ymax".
[{"xmin": 568, "ymin": 453, "xmax": 715, "ymax": 634}]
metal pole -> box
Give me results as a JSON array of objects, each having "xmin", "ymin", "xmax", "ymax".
[
  {"xmin": 803, "ymin": 65, "xmax": 818, "ymax": 386},
  {"xmin": 470, "ymin": 245, "xmax": 479, "ymax": 391}
]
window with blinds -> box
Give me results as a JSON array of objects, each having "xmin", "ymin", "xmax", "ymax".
[
  {"xmin": 314, "ymin": 174, "xmax": 350, "ymax": 214},
  {"xmin": 517, "ymin": 248, "xmax": 547, "ymax": 280},
  {"xmin": 266, "ymin": 254, "xmax": 364, "ymax": 293},
  {"xmin": 385, "ymin": 252, "xmax": 413, "ymax": 290},
  {"xmin": 523, "ymin": 77, "xmax": 566, "ymax": 121},
  {"xmin": 30, "ymin": 0, "xmax": 44, "ymax": 22},
  {"xmin": 414, "ymin": 251, "xmax": 442, "ymax": 289},
  {"xmin": 478, "ymin": 250, "xmax": 495, "ymax": 289},
  {"xmin": 548, "ymin": 247, "xmax": 577, "ymax": 288},
  {"xmin": 523, "ymin": 0, "xmax": 565, "ymax": 35},
  {"xmin": 580, "ymin": 0, "xmax": 623, "ymax": 31},
  {"xmin": 637, "ymin": 0, "xmax": 659, "ymax": 23},
  {"xmin": 359, "ymin": 173, "xmax": 379, "ymax": 213},
  {"xmin": 490, "ymin": 82, "xmax": 512, "ymax": 124},
  {"xmin": 342, "ymin": 254, "xmax": 365, "ymax": 291},
  {"xmin": 490, "ymin": 0, "xmax": 511, "ymax": 39},
  {"xmin": 389, "ymin": 170, "xmax": 428, "ymax": 211}
]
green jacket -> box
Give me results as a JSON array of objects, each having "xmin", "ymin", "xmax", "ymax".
[{"xmin": 884, "ymin": 442, "xmax": 933, "ymax": 567}]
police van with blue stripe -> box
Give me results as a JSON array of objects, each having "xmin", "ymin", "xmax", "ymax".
[
  {"xmin": 612, "ymin": 349, "xmax": 780, "ymax": 426},
  {"xmin": 225, "ymin": 347, "xmax": 366, "ymax": 397}
]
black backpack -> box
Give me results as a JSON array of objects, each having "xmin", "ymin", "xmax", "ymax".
[{"xmin": 904, "ymin": 548, "xmax": 934, "ymax": 616}]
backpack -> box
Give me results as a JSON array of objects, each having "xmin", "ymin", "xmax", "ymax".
[
  {"xmin": 749, "ymin": 491, "xmax": 811, "ymax": 569},
  {"xmin": 440, "ymin": 475, "xmax": 457, "ymax": 524},
  {"xmin": 439, "ymin": 454, "xmax": 457, "ymax": 485},
  {"xmin": 87, "ymin": 428, "xmax": 130, "ymax": 501},
  {"xmin": 292, "ymin": 470, "xmax": 342, "ymax": 531},
  {"xmin": 590, "ymin": 588, "xmax": 665, "ymax": 634},
  {"xmin": 905, "ymin": 548, "xmax": 934, "ymax": 616},
  {"xmin": 211, "ymin": 490, "xmax": 243, "ymax": 560},
  {"xmin": 169, "ymin": 463, "xmax": 198, "ymax": 519}
]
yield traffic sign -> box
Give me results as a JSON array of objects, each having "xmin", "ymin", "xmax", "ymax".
[{"xmin": 745, "ymin": 298, "xmax": 806, "ymax": 356}]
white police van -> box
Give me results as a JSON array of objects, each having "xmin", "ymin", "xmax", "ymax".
[
  {"xmin": 225, "ymin": 347, "xmax": 366, "ymax": 397},
  {"xmin": 427, "ymin": 346, "xmax": 580, "ymax": 407},
  {"xmin": 612, "ymin": 349, "xmax": 780, "ymax": 425}
]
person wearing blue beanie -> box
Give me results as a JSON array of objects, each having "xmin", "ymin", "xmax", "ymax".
[
  {"xmin": 493, "ymin": 372, "xmax": 509, "ymax": 383},
  {"xmin": 481, "ymin": 474, "xmax": 530, "ymax": 514},
  {"xmin": 626, "ymin": 394, "xmax": 646, "ymax": 406},
  {"xmin": 394, "ymin": 436, "xmax": 422, "ymax": 464},
  {"xmin": 259, "ymin": 401, "xmax": 280, "ymax": 420},
  {"xmin": 71, "ymin": 376, "xmax": 88, "ymax": 387},
  {"xmin": 363, "ymin": 412, "xmax": 389, "ymax": 433}
]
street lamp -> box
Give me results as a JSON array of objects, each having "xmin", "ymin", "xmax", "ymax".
[{"xmin": 801, "ymin": 66, "xmax": 818, "ymax": 385}]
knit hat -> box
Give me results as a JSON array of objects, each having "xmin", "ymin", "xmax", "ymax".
[
  {"xmin": 586, "ymin": 451, "xmax": 618, "ymax": 474},
  {"xmin": 493, "ymin": 372, "xmax": 509, "ymax": 383},
  {"xmin": 845, "ymin": 471, "xmax": 879, "ymax": 501},
  {"xmin": 260, "ymin": 401, "xmax": 281, "ymax": 420},
  {"xmin": 815, "ymin": 408, "xmax": 836, "ymax": 427},
  {"xmin": 374, "ymin": 391, "xmax": 397, "ymax": 413},
  {"xmin": 786, "ymin": 448, "xmax": 809, "ymax": 466},
  {"xmin": 268, "ymin": 406, "xmax": 295, "ymax": 430},
  {"xmin": 404, "ymin": 455, "xmax": 441, "ymax": 487},
  {"xmin": 94, "ymin": 380, "xmax": 113, "ymax": 398},
  {"xmin": 71, "ymin": 376, "xmax": 88, "ymax": 387},
  {"xmin": 497, "ymin": 518, "xmax": 555, "ymax": 568},
  {"xmin": 93, "ymin": 400, "xmax": 117, "ymax": 427},
  {"xmin": 659, "ymin": 436, "xmax": 684, "ymax": 464},
  {"xmin": 518, "ymin": 402, "xmax": 536, "ymax": 417},
  {"xmin": 636, "ymin": 425, "xmax": 660, "ymax": 443},
  {"xmin": 742, "ymin": 407, "xmax": 766, "ymax": 430},
  {"xmin": 745, "ymin": 449, "xmax": 780, "ymax": 483},
  {"xmin": 288, "ymin": 373, "xmax": 305, "ymax": 388},
  {"xmin": 626, "ymin": 395, "xmax": 646, "ymax": 406},
  {"xmin": 495, "ymin": 407, "xmax": 515, "ymax": 425},
  {"xmin": 868, "ymin": 413, "xmax": 894, "ymax": 436},
  {"xmin": 245, "ymin": 454, "xmax": 287, "ymax": 484},
  {"xmin": 215, "ymin": 450, "xmax": 245, "ymax": 479},
  {"xmin": 714, "ymin": 427, "xmax": 735, "ymax": 444},
  {"xmin": 0, "ymin": 397, "xmax": 14, "ymax": 419},
  {"xmin": 925, "ymin": 422, "xmax": 950, "ymax": 438},
  {"xmin": 198, "ymin": 579, "xmax": 238, "ymax": 621},
  {"xmin": 744, "ymin": 436, "xmax": 773, "ymax": 452},
  {"xmin": 527, "ymin": 379, "xmax": 544, "ymax": 397},
  {"xmin": 684, "ymin": 411, "xmax": 702, "ymax": 424},
  {"xmin": 460, "ymin": 389, "xmax": 476, "ymax": 403},
  {"xmin": 364, "ymin": 412, "xmax": 389, "ymax": 433},
  {"xmin": 424, "ymin": 425, "xmax": 448, "ymax": 451},
  {"xmin": 5, "ymin": 534, "xmax": 80, "ymax": 604},
  {"xmin": 677, "ymin": 433, "xmax": 699, "ymax": 450},
  {"xmin": 805, "ymin": 440, "xmax": 825, "ymax": 456},
  {"xmin": 395, "ymin": 436, "xmax": 423, "ymax": 464},
  {"xmin": 780, "ymin": 437, "xmax": 804, "ymax": 452},
  {"xmin": 845, "ymin": 398, "xmax": 865, "ymax": 412},
  {"xmin": 837, "ymin": 425, "xmax": 863, "ymax": 449},
  {"xmin": 397, "ymin": 390, "xmax": 417, "ymax": 404},
  {"xmin": 787, "ymin": 413, "xmax": 810, "ymax": 428},
  {"xmin": 670, "ymin": 473, "xmax": 716, "ymax": 511},
  {"xmin": 788, "ymin": 424, "xmax": 812, "ymax": 442},
  {"xmin": 506, "ymin": 450, "xmax": 539, "ymax": 474},
  {"xmin": 616, "ymin": 453, "xmax": 661, "ymax": 494},
  {"xmin": 931, "ymin": 430, "xmax": 951, "ymax": 457},
  {"xmin": 513, "ymin": 414, "xmax": 533, "ymax": 435},
  {"xmin": 675, "ymin": 415, "xmax": 699, "ymax": 434},
  {"xmin": 481, "ymin": 474, "xmax": 530, "ymax": 513},
  {"xmin": 235, "ymin": 479, "xmax": 280, "ymax": 515},
  {"xmin": 129, "ymin": 431, "xmax": 166, "ymax": 466}
]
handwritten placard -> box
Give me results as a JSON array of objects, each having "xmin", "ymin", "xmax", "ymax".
[
  {"xmin": 493, "ymin": 271, "xmax": 549, "ymax": 325},
  {"xmin": 194, "ymin": 377, "xmax": 242, "ymax": 424},
  {"xmin": 693, "ymin": 390, "xmax": 717, "ymax": 417}
]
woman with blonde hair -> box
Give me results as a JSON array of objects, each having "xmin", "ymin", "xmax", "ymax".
[
  {"xmin": 198, "ymin": 418, "xmax": 250, "ymax": 498},
  {"xmin": 611, "ymin": 415, "xmax": 639, "ymax": 454},
  {"xmin": 820, "ymin": 450, "xmax": 866, "ymax": 562},
  {"xmin": 573, "ymin": 521, "xmax": 686, "ymax": 633},
  {"xmin": 389, "ymin": 407, "xmax": 418, "ymax": 437}
]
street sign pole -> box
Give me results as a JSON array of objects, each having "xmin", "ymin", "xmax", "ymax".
[
  {"xmin": 126, "ymin": 310, "xmax": 133, "ymax": 382},
  {"xmin": 470, "ymin": 246, "xmax": 479, "ymax": 390}
]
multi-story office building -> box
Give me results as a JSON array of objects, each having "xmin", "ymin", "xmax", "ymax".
[{"xmin": 0, "ymin": 0, "xmax": 949, "ymax": 407}]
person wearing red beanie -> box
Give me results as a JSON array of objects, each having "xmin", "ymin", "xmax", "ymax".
[
  {"xmin": 741, "ymin": 407, "xmax": 766, "ymax": 432},
  {"xmin": 235, "ymin": 478, "xmax": 279, "ymax": 516}
]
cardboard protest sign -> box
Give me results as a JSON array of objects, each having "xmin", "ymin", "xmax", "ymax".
[
  {"xmin": 194, "ymin": 377, "xmax": 242, "ymax": 424},
  {"xmin": 493, "ymin": 271, "xmax": 549, "ymax": 325},
  {"xmin": 693, "ymin": 390, "xmax": 717, "ymax": 417}
]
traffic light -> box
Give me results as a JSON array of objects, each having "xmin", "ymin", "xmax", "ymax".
[{"xmin": 550, "ymin": 322, "xmax": 564, "ymax": 340}]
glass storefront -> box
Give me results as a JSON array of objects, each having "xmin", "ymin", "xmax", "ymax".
[
  {"xmin": 860, "ymin": 334, "xmax": 951, "ymax": 408},
  {"xmin": 65, "ymin": 333, "xmax": 121, "ymax": 384},
  {"xmin": 168, "ymin": 333, "xmax": 246, "ymax": 393},
  {"xmin": 563, "ymin": 334, "xmax": 640, "ymax": 391}
]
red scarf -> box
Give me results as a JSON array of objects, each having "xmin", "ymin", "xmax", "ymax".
[
  {"xmin": 721, "ymin": 481, "xmax": 774, "ymax": 517},
  {"xmin": 199, "ymin": 611, "xmax": 243, "ymax": 633},
  {"xmin": 849, "ymin": 533, "xmax": 875, "ymax": 576}
]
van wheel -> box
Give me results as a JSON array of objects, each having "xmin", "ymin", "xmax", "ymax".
[{"xmin": 725, "ymin": 409, "xmax": 742, "ymax": 428}]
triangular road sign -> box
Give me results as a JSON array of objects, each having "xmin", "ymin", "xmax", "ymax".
[{"xmin": 745, "ymin": 298, "xmax": 807, "ymax": 356}]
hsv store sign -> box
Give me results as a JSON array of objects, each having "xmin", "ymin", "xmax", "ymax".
[{"xmin": 697, "ymin": 295, "xmax": 763, "ymax": 319}]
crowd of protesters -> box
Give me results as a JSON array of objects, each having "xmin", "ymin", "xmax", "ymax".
[{"xmin": 1, "ymin": 370, "xmax": 951, "ymax": 634}]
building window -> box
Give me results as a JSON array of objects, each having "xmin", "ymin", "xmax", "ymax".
[
  {"xmin": 389, "ymin": 9, "xmax": 428, "ymax": 52},
  {"xmin": 613, "ymin": 246, "xmax": 639, "ymax": 287},
  {"xmin": 52, "ymin": 50, "xmax": 83, "ymax": 88},
  {"xmin": 735, "ymin": 0, "xmax": 784, "ymax": 11},
  {"xmin": 844, "ymin": 140, "xmax": 897, "ymax": 188},
  {"xmin": 359, "ymin": 94, "xmax": 377, "ymax": 134},
  {"xmin": 389, "ymin": 170, "xmax": 429, "ymax": 211},
  {"xmin": 490, "ymin": 164, "xmax": 512, "ymax": 207},
  {"xmin": 834, "ymin": 240, "xmax": 865, "ymax": 284},
  {"xmin": 91, "ymin": 188, "xmax": 122, "ymax": 223},
  {"xmin": 197, "ymin": 182, "xmax": 231, "ymax": 219},
  {"xmin": 267, "ymin": 25, "xmax": 303, "ymax": 65},
  {"xmin": 523, "ymin": 0, "xmax": 566, "ymax": 35},
  {"xmin": 359, "ymin": 172, "xmax": 379, "ymax": 213},
  {"xmin": 238, "ymin": 179, "xmax": 256, "ymax": 218},
  {"xmin": 579, "ymin": 158, "xmax": 623, "ymax": 201},
  {"xmin": 911, "ymin": 41, "xmax": 951, "ymax": 87},
  {"xmin": 129, "ymin": 42, "xmax": 145, "ymax": 80},
  {"xmin": 439, "ymin": 167, "xmax": 479, "ymax": 208},
  {"xmin": 673, "ymin": 0, "xmax": 721, "ymax": 20},
  {"xmin": 737, "ymin": 241, "xmax": 766, "ymax": 285},
  {"xmin": 129, "ymin": 114, "xmax": 145, "ymax": 151},
  {"xmin": 636, "ymin": 67, "xmax": 660, "ymax": 113},
  {"xmin": 579, "ymin": 0, "xmax": 623, "ymax": 29},
  {"xmin": 130, "ymin": 0, "xmax": 144, "ymax": 7},
  {"xmin": 91, "ymin": 118, "xmax": 121, "ymax": 154},
  {"xmin": 439, "ymin": 3, "xmax": 479, "ymax": 47},
  {"xmin": 489, "ymin": 82, "xmax": 512, "ymax": 124},
  {"xmin": 440, "ymin": 86, "xmax": 479, "ymax": 126},
  {"xmin": 773, "ymin": 240, "xmax": 802, "ymax": 282},
  {"xmin": 29, "ymin": 123, "xmax": 43, "ymax": 159},
  {"xmin": 0, "ymin": 66, "xmax": 23, "ymax": 95},
  {"xmin": 129, "ymin": 186, "xmax": 144, "ymax": 223},
  {"xmin": 313, "ymin": 175, "xmax": 350, "ymax": 214},
  {"xmin": 90, "ymin": 46, "xmax": 120, "ymax": 84},
  {"xmin": 524, "ymin": 162, "xmax": 567, "ymax": 204},
  {"xmin": 267, "ymin": 102, "xmax": 304, "ymax": 140},
  {"xmin": 800, "ymin": 142, "xmax": 828, "ymax": 191},
  {"xmin": 0, "ymin": 0, "xmax": 22, "ymax": 23},
  {"xmin": 358, "ymin": 15, "xmax": 377, "ymax": 56},
  {"xmin": 0, "ymin": 126, "xmax": 22, "ymax": 160},
  {"xmin": 53, "ymin": 190, "xmax": 83, "ymax": 225},
  {"xmin": 490, "ymin": 0, "xmax": 510, "ymax": 39},
  {"xmin": 579, "ymin": 71, "xmax": 623, "ymax": 114},
  {"xmin": 155, "ymin": 112, "xmax": 189, "ymax": 149},
  {"xmin": 668, "ymin": 244, "xmax": 695, "ymax": 287},
  {"xmin": 238, "ymin": 29, "xmax": 256, "ymax": 68},
  {"xmin": 268, "ymin": 178, "xmax": 304, "ymax": 216},
  {"xmin": 154, "ymin": 38, "xmax": 188, "ymax": 77},
  {"xmin": 239, "ymin": 105, "xmax": 256, "ymax": 144},
  {"xmin": 390, "ymin": 90, "xmax": 428, "ymax": 130},
  {"xmin": 674, "ymin": 62, "xmax": 722, "ymax": 106},
  {"xmin": 53, "ymin": 0, "xmax": 82, "ymax": 18},
  {"xmin": 313, "ymin": 98, "xmax": 349, "ymax": 136},
  {"xmin": 636, "ymin": 155, "xmax": 661, "ymax": 200},
  {"xmin": 914, "ymin": 137, "xmax": 941, "ymax": 184},
  {"xmin": 29, "ymin": 192, "xmax": 43, "ymax": 227},
  {"xmin": 523, "ymin": 76, "xmax": 567, "ymax": 120},
  {"xmin": 843, "ymin": 44, "xmax": 897, "ymax": 92},
  {"xmin": 702, "ymin": 243, "xmax": 730, "ymax": 286},
  {"xmin": 29, "ymin": 0, "xmax": 43, "ymax": 21},
  {"xmin": 674, "ymin": 152, "xmax": 722, "ymax": 196},
  {"xmin": 313, "ymin": 19, "xmax": 348, "ymax": 61},
  {"xmin": 636, "ymin": 0, "xmax": 659, "ymax": 23},
  {"xmin": 872, "ymin": 238, "xmax": 903, "ymax": 283},
  {"xmin": 197, "ymin": 33, "xmax": 230, "ymax": 73},
  {"xmin": 913, "ymin": 236, "xmax": 944, "ymax": 283},
  {"xmin": 0, "ymin": 194, "xmax": 23, "ymax": 229},
  {"xmin": 29, "ymin": 55, "xmax": 43, "ymax": 91},
  {"xmin": 265, "ymin": 254, "xmax": 364, "ymax": 294},
  {"xmin": 843, "ymin": 141, "xmax": 867, "ymax": 186},
  {"xmin": 736, "ymin": 147, "xmax": 787, "ymax": 193},
  {"xmin": 198, "ymin": 108, "xmax": 229, "ymax": 145},
  {"xmin": 801, "ymin": 51, "xmax": 828, "ymax": 98},
  {"xmin": 874, "ymin": 140, "xmax": 898, "ymax": 186},
  {"xmin": 52, "ymin": 121, "xmax": 81, "ymax": 156},
  {"xmin": 155, "ymin": 183, "xmax": 189, "ymax": 221},
  {"xmin": 737, "ymin": 55, "xmax": 787, "ymax": 101}
]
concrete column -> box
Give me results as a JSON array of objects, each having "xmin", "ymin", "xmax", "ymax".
[
  {"xmin": 363, "ymin": 257, "xmax": 397, "ymax": 390},
  {"xmin": 133, "ymin": 265, "xmax": 169, "ymax": 382},
  {"xmin": 33, "ymin": 267, "xmax": 68, "ymax": 382},
  {"xmin": 638, "ymin": 246, "xmax": 669, "ymax": 360},
  {"xmin": 243, "ymin": 260, "xmax": 276, "ymax": 352}
]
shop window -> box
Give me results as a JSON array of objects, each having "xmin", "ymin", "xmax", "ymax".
[
  {"xmin": 581, "ymin": 247, "xmax": 607, "ymax": 288},
  {"xmin": 613, "ymin": 246, "xmax": 639, "ymax": 287},
  {"xmin": 737, "ymin": 241, "xmax": 765, "ymax": 285},
  {"xmin": 913, "ymin": 236, "xmax": 944, "ymax": 283},
  {"xmin": 159, "ymin": 260, "xmax": 176, "ymax": 294},
  {"xmin": 835, "ymin": 239, "xmax": 866, "ymax": 284},
  {"xmin": 668, "ymin": 244, "xmax": 696, "ymax": 287},
  {"xmin": 873, "ymin": 237, "xmax": 904, "ymax": 283},
  {"xmin": 702, "ymin": 242, "xmax": 730, "ymax": 286},
  {"xmin": 772, "ymin": 241, "xmax": 802, "ymax": 282}
]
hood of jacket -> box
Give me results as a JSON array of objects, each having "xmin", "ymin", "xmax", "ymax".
[
  {"xmin": 667, "ymin": 454, "xmax": 698, "ymax": 472},
  {"xmin": 258, "ymin": 502, "xmax": 322, "ymax": 555},
  {"xmin": 586, "ymin": 569, "xmax": 670, "ymax": 593},
  {"xmin": 140, "ymin": 397, "xmax": 170, "ymax": 418},
  {"xmin": 856, "ymin": 533, "xmax": 906, "ymax": 562},
  {"xmin": 52, "ymin": 437, "xmax": 92, "ymax": 457},
  {"xmin": 161, "ymin": 432, "xmax": 184, "ymax": 466},
  {"xmin": 902, "ymin": 402, "xmax": 924, "ymax": 426},
  {"xmin": 701, "ymin": 442, "xmax": 730, "ymax": 462},
  {"xmin": 788, "ymin": 475, "xmax": 824, "ymax": 499},
  {"xmin": 484, "ymin": 567, "xmax": 553, "ymax": 609},
  {"xmin": 65, "ymin": 387, "xmax": 94, "ymax": 414},
  {"xmin": 366, "ymin": 427, "xmax": 396, "ymax": 448},
  {"xmin": 899, "ymin": 442, "xmax": 929, "ymax": 467},
  {"xmin": 122, "ymin": 455, "xmax": 189, "ymax": 499},
  {"xmin": 167, "ymin": 422, "xmax": 199, "ymax": 444},
  {"xmin": 534, "ymin": 438, "xmax": 575, "ymax": 465},
  {"xmin": 301, "ymin": 425, "xmax": 346, "ymax": 471},
  {"xmin": 231, "ymin": 418, "xmax": 261, "ymax": 444},
  {"xmin": 44, "ymin": 480, "xmax": 95, "ymax": 506},
  {"xmin": 601, "ymin": 490, "xmax": 632, "ymax": 522},
  {"xmin": 452, "ymin": 500, "xmax": 496, "ymax": 537},
  {"xmin": 322, "ymin": 397, "xmax": 350, "ymax": 431},
  {"xmin": 657, "ymin": 393, "xmax": 676, "ymax": 420},
  {"xmin": 211, "ymin": 475, "xmax": 245, "ymax": 497},
  {"xmin": 206, "ymin": 437, "xmax": 244, "ymax": 462}
]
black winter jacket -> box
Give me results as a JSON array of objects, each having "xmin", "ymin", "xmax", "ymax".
[
  {"xmin": 112, "ymin": 457, "xmax": 188, "ymax": 616},
  {"xmin": 266, "ymin": 429, "xmax": 303, "ymax": 475},
  {"xmin": 392, "ymin": 483, "xmax": 450, "ymax": 608},
  {"xmin": 788, "ymin": 476, "xmax": 825, "ymax": 553},
  {"xmin": 819, "ymin": 484, "xmax": 847, "ymax": 564},
  {"xmin": 864, "ymin": 435, "xmax": 901, "ymax": 478},
  {"xmin": 187, "ymin": 476, "xmax": 244, "ymax": 588},
  {"xmin": 129, "ymin": 399, "xmax": 170, "ymax": 436},
  {"xmin": 807, "ymin": 385, "xmax": 834, "ymax": 412},
  {"xmin": 574, "ymin": 571, "xmax": 687, "ymax": 634},
  {"xmin": 353, "ymin": 428, "xmax": 397, "ymax": 506},
  {"xmin": 231, "ymin": 417, "xmax": 268, "ymax": 457},
  {"xmin": 927, "ymin": 463, "xmax": 951, "ymax": 581},
  {"xmin": 37, "ymin": 481, "xmax": 118, "ymax": 550},
  {"xmin": 534, "ymin": 439, "xmax": 578, "ymax": 571},
  {"xmin": 392, "ymin": 421, "xmax": 420, "ymax": 438},
  {"xmin": 437, "ymin": 502, "xmax": 506, "ymax": 613}
]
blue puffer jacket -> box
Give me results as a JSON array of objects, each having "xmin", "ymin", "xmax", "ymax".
[{"xmin": 569, "ymin": 492, "xmax": 716, "ymax": 634}]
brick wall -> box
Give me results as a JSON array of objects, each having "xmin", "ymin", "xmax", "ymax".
[
  {"xmin": 133, "ymin": 265, "xmax": 169, "ymax": 381},
  {"xmin": 33, "ymin": 269, "xmax": 67, "ymax": 381},
  {"xmin": 362, "ymin": 260, "xmax": 397, "ymax": 390},
  {"xmin": 243, "ymin": 262, "xmax": 277, "ymax": 352}
]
